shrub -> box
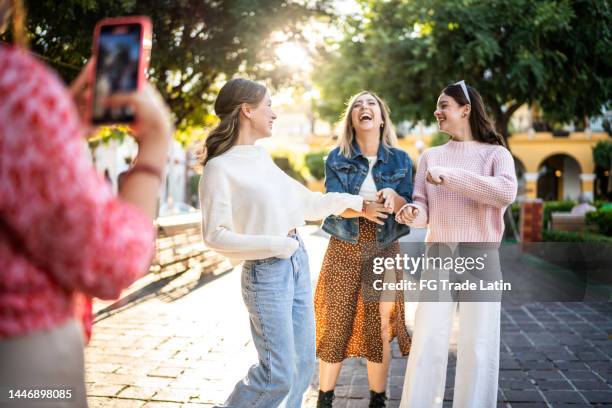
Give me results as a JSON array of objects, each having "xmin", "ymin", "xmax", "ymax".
[
  {"xmin": 511, "ymin": 202, "xmax": 520, "ymax": 225},
  {"xmin": 543, "ymin": 200, "xmax": 575, "ymax": 228},
  {"xmin": 429, "ymin": 132, "xmax": 449, "ymax": 147},
  {"xmin": 304, "ymin": 151, "xmax": 327, "ymax": 180},
  {"xmin": 593, "ymin": 199, "xmax": 612, "ymax": 210},
  {"xmin": 586, "ymin": 208, "xmax": 612, "ymax": 236},
  {"xmin": 272, "ymin": 155, "xmax": 307, "ymax": 185},
  {"xmin": 513, "ymin": 200, "xmax": 579, "ymax": 230},
  {"xmin": 543, "ymin": 230, "xmax": 612, "ymax": 243},
  {"xmin": 187, "ymin": 174, "xmax": 200, "ymax": 207}
]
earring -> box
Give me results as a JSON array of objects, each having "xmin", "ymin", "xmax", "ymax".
[
  {"xmin": 381, "ymin": 123, "xmax": 384, "ymax": 128},
  {"xmin": 462, "ymin": 114, "xmax": 467, "ymax": 118}
]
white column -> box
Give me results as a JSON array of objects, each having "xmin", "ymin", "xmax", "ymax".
[
  {"xmin": 524, "ymin": 172, "xmax": 539, "ymax": 199},
  {"xmin": 580, "ymin": 173, "xmax": 596, "ymax": 201}
]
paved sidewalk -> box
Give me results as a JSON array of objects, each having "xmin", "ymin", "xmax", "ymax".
[{"xmin": 85, "ymin": 227, "xmax": 612, "ymax": 407}]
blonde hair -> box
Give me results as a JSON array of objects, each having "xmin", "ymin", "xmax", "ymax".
[{"xmin": 337, "ymin": 91, "xmax": 398, "ymax": 157}]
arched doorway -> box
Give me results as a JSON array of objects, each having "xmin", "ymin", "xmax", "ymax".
[{"xmin": 537, "ymin": 154, "xmax": 582, "ymax": 201}]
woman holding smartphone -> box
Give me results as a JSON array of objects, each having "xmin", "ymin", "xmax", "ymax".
[
  {"xmin": 396, "ymin": 81, "xmax": 517, "ymax": 408},
  {"xmin": 199, "ymin": 78, "xmax": 364, "ymax": 408},
  {"xmin": 0, "ymin": 2, "xmax": 172, "ymax": 407},
  {"xmin": 315, "ymin": 91, "xmax": 413, "ymax": 408}
]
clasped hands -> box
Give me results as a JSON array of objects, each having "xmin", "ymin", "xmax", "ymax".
[
  {"xmin": 361, "ymin": 188, "xmax": 402, "ymax": 225},
  {"xmin": 395, "ymin": 166, "xmax": 448, "ymax": 224}
]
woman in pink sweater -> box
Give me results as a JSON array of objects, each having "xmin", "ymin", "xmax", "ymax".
[{"xmin": 396, "ymin": 81, "xmax": 517, "ymax": 407}]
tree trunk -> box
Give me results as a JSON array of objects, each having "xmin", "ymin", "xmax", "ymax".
[
  {"xmin": 491, "ymin": 102, "xmax": 521, "ymax": 150},
  {"xmin": 496, "ymin": 115, "xmax": 511, "ymax": 147}
]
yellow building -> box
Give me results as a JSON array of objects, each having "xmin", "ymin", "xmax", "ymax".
[
  {"xmin": 504, "ymin": 132, "xmax": 608, "ymax": 201},
  {"xmin": 307, "ymin": 131, "xmax": 610, "ymax": 201}
]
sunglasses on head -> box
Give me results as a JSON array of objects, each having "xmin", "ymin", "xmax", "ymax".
[{"xmin": 455, "ymin": 80, "xmax": 471, "ymax": 104}]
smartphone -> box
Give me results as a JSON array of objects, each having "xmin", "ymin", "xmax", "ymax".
[{"xmin": 90, "ymin": 16, "xmax": 152, "ymax": 124}]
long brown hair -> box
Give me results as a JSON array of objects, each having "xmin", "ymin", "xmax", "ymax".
[
  {"xmin": 442, "ymin": 83, "xmax": 506, "ymax": 147},
  {"xmin": 201, "ymin": 78, "xmax": 267, "ymax": 166},
  {"xmin": 2, "ymin": 0, "xmax": 27, "ymax": 47},
  {"xmin": 337, "ymin": 91, "xmax": 399, "ymax": 157}
]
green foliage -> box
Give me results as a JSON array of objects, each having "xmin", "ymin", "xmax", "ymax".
[
  {"xmin": 13, "ymin": 0, "xmax": 330, "ymax": 138},
  {"xmin": 187, "ymin": 174, "xmax": 200, "ymax": 207},
  {"xmin": 511, "ymin": 201, "xmax": 521, "ymax": 226},
  {"xmin": 511, "ymin": 200, "xmax": 575, "ymax": 230},
  {"xmin": 87, "ymin": 126, "xmax": 131, "ymax": 148},
  {"xmin": 429, "ymin": 132, "xmax": 449, "ymax": 147},
  {"xmin": 593, "ymin": 140, "xmax": 612, "ymax": 169},
  {"xmin": 593, "ymin": 199, "xmax": 611, "ymax": 209},
  {"xmin": 543, "ymin": 200, "xmax": 575, "ymax": 228},
  {"xmin": 271, "ymin": 154, "xmax": 307, "ymax": 185},
  {"xmin": 542, "ymin": 229, "xmax": 612, "ymax": 243},
  {"xmin": 313, "ymin": 0, "xmax": 612, "ymax": 140},
  {"xmin": 586, "ymin": 208, "xmax": 612, "ymax": 236},
  {"xmin": 304, "ymin": 150, "xmax": 327, "ymax": 180}
]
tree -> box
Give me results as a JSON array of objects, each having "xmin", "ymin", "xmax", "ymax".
[
  {"xmin": 313, "ymin": 0, "xmax": 612, "ymax": 142},
  {"xmin": 430, "ymin": 132, "xmax": 450, "ymax": 147},
  {"xmin": 9, "ymin": 0, "xmax": 329, "ymax": 137},
  {"xmin": 593, "ymin": 140, "xmax": 612, "ymax": 198},
  {"xmin": 593, "ymin": 140, "xmax": 612, "ymax": 170}
]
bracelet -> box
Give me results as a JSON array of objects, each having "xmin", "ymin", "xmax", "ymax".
[
  {"xmin": 362, "ymin": 200, "xmax": 368, "ymax": 213},
  {"xmin": 124, "ymin": 163, "xmax": 164, "ymax": 183}
]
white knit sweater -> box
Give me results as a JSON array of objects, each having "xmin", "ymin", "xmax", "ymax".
[{"xmin": 199, "ymin": 145, "xmax": 363, "ymax": 263}]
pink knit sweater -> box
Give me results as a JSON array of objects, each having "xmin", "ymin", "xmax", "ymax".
[{"xmin": 404, "ymin": 140, "xmax": 517, "ymax": 242}]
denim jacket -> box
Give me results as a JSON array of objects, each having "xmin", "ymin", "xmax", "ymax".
[{"xmin": 322, "ymin": 142, "xmax": 413, "ymax": 246}]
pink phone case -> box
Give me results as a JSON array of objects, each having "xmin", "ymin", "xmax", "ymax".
[{"xmin": 89, "ymin": 16, "xmax": 152, "ymax": 123}]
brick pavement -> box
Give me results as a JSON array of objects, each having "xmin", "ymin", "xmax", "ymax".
[{"xmin": 85, "ymin": 227, "xmax": 612, "ymax": 407}]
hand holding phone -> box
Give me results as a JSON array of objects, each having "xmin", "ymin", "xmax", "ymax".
[
  {"xmin": 104, "ymin": 84, "xmax": 173, "ymax": 153},
  {"xmin": 90, "ymin": 16, "xmax": 152, "ymax": 124}
]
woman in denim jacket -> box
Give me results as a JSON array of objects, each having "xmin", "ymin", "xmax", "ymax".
[{"xmin": 314, "ymin": 91, "xmax": 413, "ymax": 408}]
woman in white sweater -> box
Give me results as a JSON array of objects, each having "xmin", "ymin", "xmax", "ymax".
[{"xmin": 199, "ymin": 78, "xmax": 364, "ymax": 408}]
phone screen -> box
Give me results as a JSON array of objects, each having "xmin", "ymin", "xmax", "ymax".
[{"xmin": 92, "ymin": 23, "xmax": 143, "ymax": 124}]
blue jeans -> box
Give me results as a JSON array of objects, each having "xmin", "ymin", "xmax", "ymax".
[{"xmin": 221, "ymin": 234, "xmax": 316, "ymax": 408}]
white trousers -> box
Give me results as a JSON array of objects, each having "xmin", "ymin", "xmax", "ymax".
[
  {"xmin": 400, "ymin": 301, "xmax": 501, "ymax": 408},
  {"xmin": 0, "ymin": 319, "xmax": 87, "ymax": 408}
]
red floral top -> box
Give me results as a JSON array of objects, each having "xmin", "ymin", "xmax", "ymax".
[{"xmin": 0, "ymin": 45, "xmax": 155, "ymax": 338}]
